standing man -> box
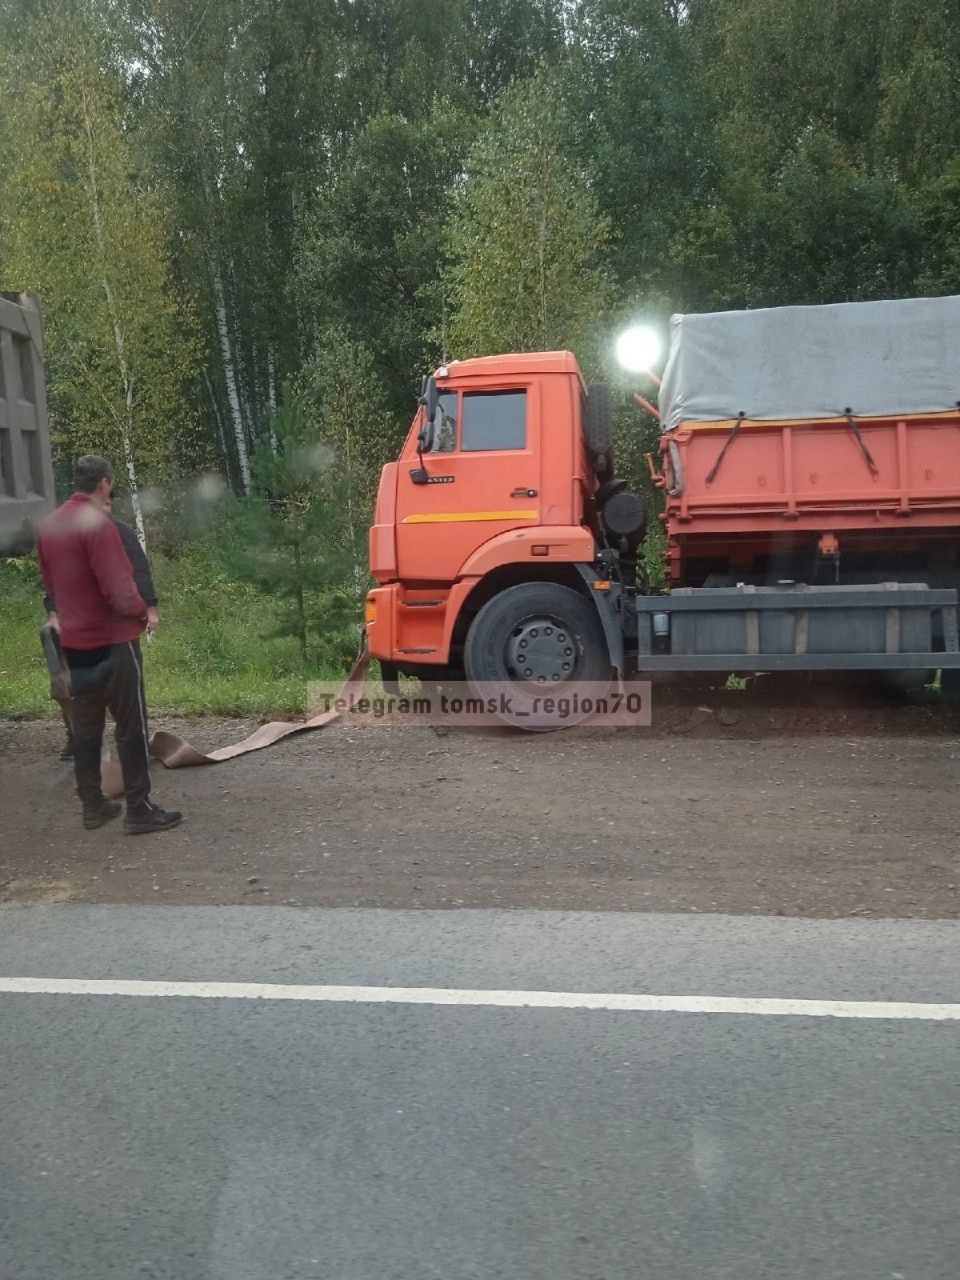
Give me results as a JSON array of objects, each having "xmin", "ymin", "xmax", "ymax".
[
  {"xmin": 36, "ymin": 455, "xmax": 183, "ymax": 834},
  {"xmin": 44, "ymin": 502, "xmax": 159, "ymax": 761}
]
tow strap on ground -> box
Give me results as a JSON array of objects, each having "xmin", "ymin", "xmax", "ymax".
[{"xmin": 148, "ymin": 639, "xmax": 370, "ymax": 771}]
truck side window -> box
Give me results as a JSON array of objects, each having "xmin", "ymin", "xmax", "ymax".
[
  {"xmin": 462, "ymin": 391, "xmax": 526, "ymax": 451},
  {"xmin": 430, "ymin": 391, "xmax": 458, "ymax": 453}
]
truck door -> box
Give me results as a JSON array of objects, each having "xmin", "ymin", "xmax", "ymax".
[{"xmin": 395, "ymin": 382, "xmax": 542, "ymax": 583}]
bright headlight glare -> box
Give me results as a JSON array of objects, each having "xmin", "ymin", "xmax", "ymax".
[{"xmin": 615, "ymin": 326, "xmax": 662, "ymax": 373}]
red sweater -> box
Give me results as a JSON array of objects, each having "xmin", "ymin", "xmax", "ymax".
[{"xmin": 37, "ymin": 493, "xmax": 147, "ymax": 649}]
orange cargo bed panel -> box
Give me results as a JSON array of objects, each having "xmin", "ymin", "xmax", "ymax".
[{"xmin": 664, "ymin": 413, "xmax": 960, "ymax": 531}]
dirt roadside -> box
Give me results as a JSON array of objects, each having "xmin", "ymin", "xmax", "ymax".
[{"xmin": 3, "ymin": 690, "xmax": 960, "ymax": 917}]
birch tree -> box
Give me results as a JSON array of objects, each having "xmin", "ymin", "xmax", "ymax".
[{"xmin": 0, "ymin": 25, "xmax": 197, "ymax": 547}]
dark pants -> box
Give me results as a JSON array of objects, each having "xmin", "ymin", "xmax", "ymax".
[{"xmin": 67, "ymin": 641, "xmax": 152, "ymax": 813}]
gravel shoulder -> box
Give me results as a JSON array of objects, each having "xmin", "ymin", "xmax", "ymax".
[{"xmin": 2, "ymin": 691, "xmax": 960, "ymax": 917}]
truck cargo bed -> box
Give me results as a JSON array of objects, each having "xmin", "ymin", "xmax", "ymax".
[
  {"xmin": 658, "ymin": 411, "xmax": 960, "ymax": 585},
  {"xmin": 657, "ymin": 296, "xmax": 960, "ymax": 587}
]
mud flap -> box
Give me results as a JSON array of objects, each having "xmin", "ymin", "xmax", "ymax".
[{"xmin": 574, "ymin": 565, "xmax": 624, "ymax": 683}]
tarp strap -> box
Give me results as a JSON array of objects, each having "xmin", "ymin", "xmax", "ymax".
[
  {"xmin": 844, "ymin": 409, "xmax": 879, "ymax": 476},
  {"xmin": 705, "ymin": 411, "xmax": 747, "ymax": 485}
]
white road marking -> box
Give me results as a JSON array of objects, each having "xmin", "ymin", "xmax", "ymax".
[{"xmin": 0, "ymin": 976, "xmax": 958, "ymax": 1019}]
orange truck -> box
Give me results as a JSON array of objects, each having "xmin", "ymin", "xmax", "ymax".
[{"xmin": 366, "ymin": 296, "xmax": 960, "ymax": 719}]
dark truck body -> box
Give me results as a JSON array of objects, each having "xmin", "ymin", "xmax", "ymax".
[{"xmin": 0, "ymin": 293, "xmax": 54, "ymax": 554}]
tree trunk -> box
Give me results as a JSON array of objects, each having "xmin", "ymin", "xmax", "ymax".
[
  {"xmin": 339, "ymin": 400, "xmax": 367, "ymax": 611},
  {"xmin": 538, "ymin": 186, "xmax": 548, "ymax": 350},
  {"xmin": 213, "ymin": 269, "xmax": 252, "ymax": 494},
  {"xmin": 203, "ymin": 366, "xmax": 232, "ymax": 488},
  {"xmin": 290, "ymin": 187, "xmax": 310, "ymax": 356},
  {"xmin": 227, "ymin": 258, "xmax": 257, "ymax": 450},
  {"xmin": 80, "ymin": 86, "xmax": 147, "ymax": 552},
  {"xmin": 120, "ymin": 415, "xmax": 147, "ymax": 550},
  {"xmin": 267, "ymin": 345, "xmax": 279, "ymax": 454},
  {"xmin": 292, "ymin": 535, "xmax": 308, "ymax": 663}
]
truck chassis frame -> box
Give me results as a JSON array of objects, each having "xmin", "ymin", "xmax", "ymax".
[{"xmin": 630, "ymin": 585, "xmax": 960, "ymax": 672}]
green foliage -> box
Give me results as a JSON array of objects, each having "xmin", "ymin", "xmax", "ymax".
[
  {"xmin": 692, "ymin": 0, "xmax": 960, "ymax": 181},
  {"xmin": 446, "ymin": 68, "xmax": 617, "ymax": 362},
  {"xmin": 0, "ymin": 8, "xmax": 198, "ymax": 502},
  {"xmin": 917, "ymin": 160, "xmax": 960, "ymax": 295},
  {"xmin": 298, "ymin": 105, "xmax": 475, "ymax": 418},
  {"xmin": 9, "ymin": 0, "xmax": 960, "ymax": 511},
  {"xmin": 297, "ymin": 331, "xmax": 398, "ymax": 597},
  {"xmin": 147, "ymin": 545, "xmax": 355, "ymax": 708},
  {"xmin": 114, "ymin": 0, "xmax": 566, "ymax": 489},
  {"xmin": 671, "ymin": 134, "xmax": 923, "ymax": 311},
  {"xmin": 1, "ymin": 554, "xmax": 42, "ymax": 590},
  {"xmin": 0, "ymin": 551, "xmax": 351, "ymax": 719},
  {"xmin": 216, "ymin": 389, "xmax": 357, "ymax": 664},
  {"xmin": 0, "ymin": 558, "xmax": 50, "ymax": 718},
  {"xmin": 563, "ymin": 0, "xmax": 716, "ymax": 298},
  {"xmin": 674, "ymin": 0, "xmax": 960, "ymax": 311}
]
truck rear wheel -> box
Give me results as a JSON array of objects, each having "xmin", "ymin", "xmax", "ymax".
[
  {"xmin": 941, "ymin": 668, "xmax": 960, "ymax": 704},
  {"xmin": 464, "ymin": 583, "xmax": 612, "ymax": 729}
]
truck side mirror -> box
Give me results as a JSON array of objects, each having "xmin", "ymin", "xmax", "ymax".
[
  {"xmin": 417, "ymin": 377, "xmax": 440, "ymax": 454},
  {"xmin": 417, "ymin": 414, "xmax": 435, "ymax": 454},
  {"xmin": 420, "ymin": 375, "xmax": 439, "ymax": 425}
]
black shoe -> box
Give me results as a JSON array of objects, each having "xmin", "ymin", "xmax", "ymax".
[
  {"xmin": 83, "ymin": 800, "xmax": 123, "ymax": 830},
  {"xmin": 60, "ymin": 741, "xmax": 75, "ymax": 762},
  {"xmin": 124, "ymin": 804, "xmax": 183, "ymax": 835}
]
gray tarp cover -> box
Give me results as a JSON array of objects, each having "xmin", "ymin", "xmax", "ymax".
[{"xmin": 659, "ymin": 294, "xmax": 960, "ymax": 430}]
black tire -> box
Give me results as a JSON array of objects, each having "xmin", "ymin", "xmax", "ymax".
[
  {"xmin": 464, "ymin": 582, "xmax": 612, "ymax": 729},
  {"xmin": 941, "ymin": 668, "xmax": 960, "ymax": 704},
  {"xmin": 378, "ymin": 660, "xmax": 401, "ymax": 696},
  {"xmin": 584, "ymin": 383, "xmax": 614, "ymax": 479}
]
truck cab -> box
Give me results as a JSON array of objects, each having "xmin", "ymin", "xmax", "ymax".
[{"xmin": 365, "ymin": 352, "xmax": 638, "ymax": 695}]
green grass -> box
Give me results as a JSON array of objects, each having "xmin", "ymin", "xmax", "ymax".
[{"xmin": 0, "ymin": 549, "xmax": 357, "ymax": 720}]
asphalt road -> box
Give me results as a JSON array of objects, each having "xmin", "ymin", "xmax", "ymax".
[{"xmin": 2, "ymin": 906, "xmax": 959, "ymax": 1280}]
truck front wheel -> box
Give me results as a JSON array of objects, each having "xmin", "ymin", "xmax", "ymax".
[{"xmin": 464, "ymin": 583, "xmax": 612, "ymax": 728}]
